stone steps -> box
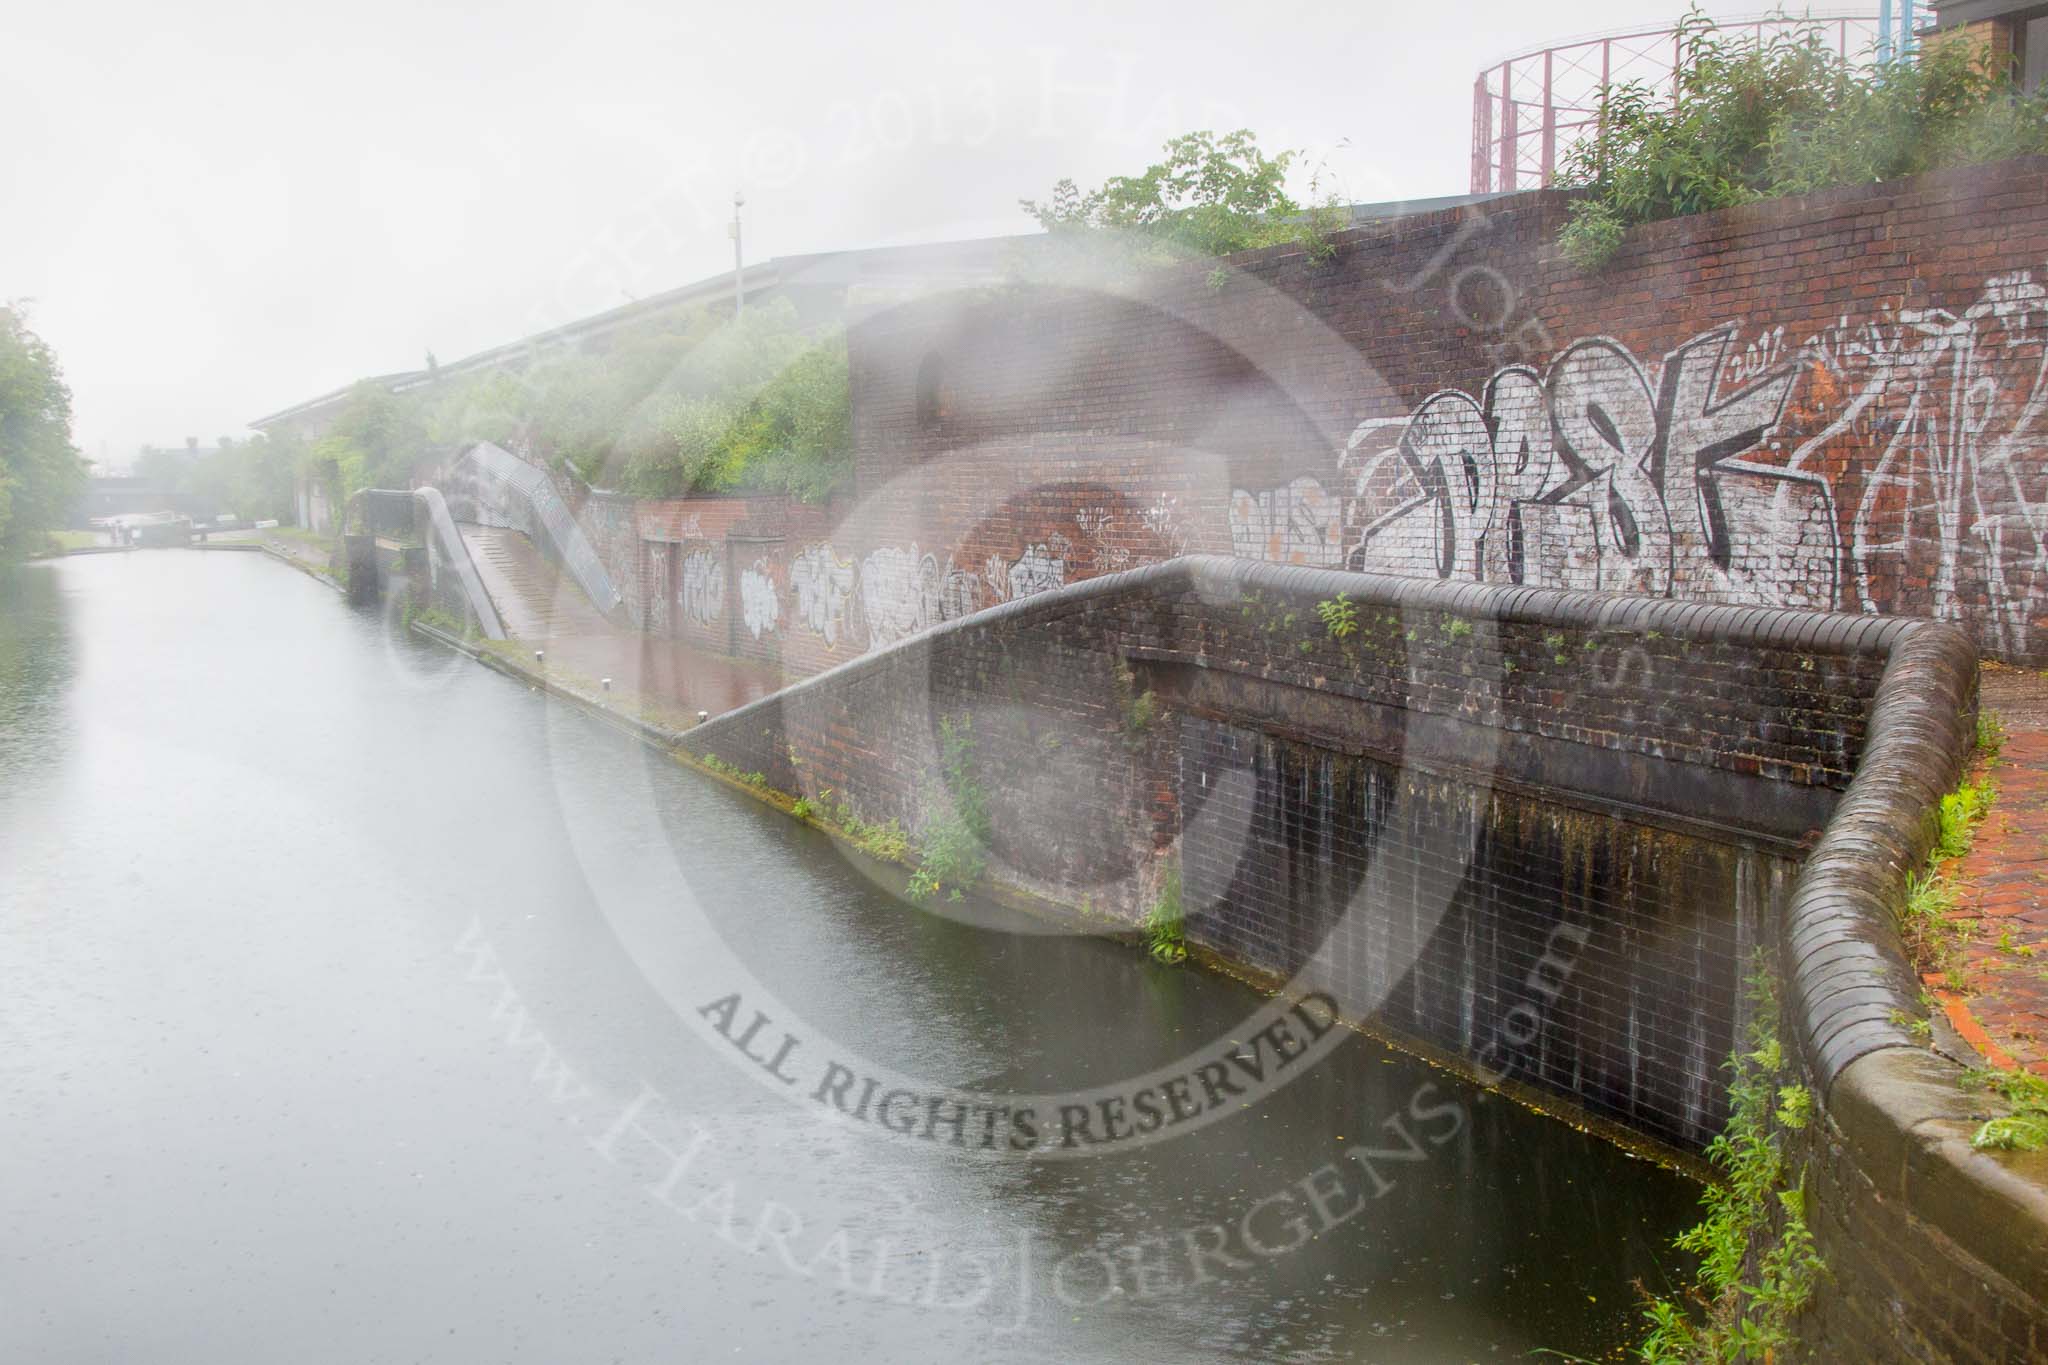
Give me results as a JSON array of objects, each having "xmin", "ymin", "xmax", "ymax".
[{"xmin": 457, "ymin": 524, "xmax": 614, "ymax": 640}]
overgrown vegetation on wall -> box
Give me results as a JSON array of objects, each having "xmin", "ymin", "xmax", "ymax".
[
  {"xmin": 1964, "ymin": 1065, "xmax": 2048, "ymax": 1152},
  {"xmin": 0, "ymin": 305, "xmax": 87, "ymax": 560},
  {"xmin": 1895, "ymin": 710, "xmax": 2000, "ymax": 1001},
  {"xmin": 1018, "ymin": 130, "xmax": 1347, "ymax": 277},
  {"xmin": 1637, "ymin": 968, "xmax": 1824, "ymax": 1364},
  {"xmin": 1143, "ymin": 861, "xmax": 1186, "ymax": 964},
  {"xmin": 1560, "ymin": 7, "xmax": 2048, "ymax": 269},
  {"xmin": 305, "ymin": 299, "xmax": 851, "ymax": 504},
  {"xmin": 907, "ymin": 715, "xmax": 990, "ymax": 903}
]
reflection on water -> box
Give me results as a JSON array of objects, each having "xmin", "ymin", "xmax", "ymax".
[
  {"xmin": 0, "ymin": 551, "xmax": 1702, "ymax": 1363},
  {"xmin": 0, "ymin": 562, "xmax": 73, "ymax": 780}
]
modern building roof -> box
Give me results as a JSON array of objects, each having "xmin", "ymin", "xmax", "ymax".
[
  {"xmin": 249, "ymin": 194, "xmax": 1512, "ymax": 434},
  {"xmin": 247, "ymin": 233, "xmax": 1043, "ymax": 432}
]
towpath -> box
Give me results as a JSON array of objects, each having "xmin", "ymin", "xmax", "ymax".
[
  {"xmin": 1934, "ymin": 664, "xmax": 2048, "ymax": 1078},
  {"xmin": 459, "ymin": 525, "xmax": 783, "ymax": 728}
]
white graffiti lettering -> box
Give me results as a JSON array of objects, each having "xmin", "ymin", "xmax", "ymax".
[
  {"xmin": 740, "ymin": 561, "xmax": 780, "ymax": 639},
  {"xmin": 1345, "ymin": 325, "xmax": 1838, "ymax": 608},
  {"xmin": 1228, "ymin": 476, "xmax": 1343, "ymax": 567},
  {"xmin": 790, "ymin": 543, "xmax": 857, "ymax": 645},
  {"xmin": 680, "ymin": 549, "xmax": 725, "ymax": 626},
  {"xmin": 1850, "ymin": 270, "xmax": 2048, "ymax": 656}
]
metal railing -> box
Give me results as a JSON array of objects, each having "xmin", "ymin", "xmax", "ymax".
[{"xmin": 1471, "ymin": 11, "xmax": 1885, "ymax": 193}]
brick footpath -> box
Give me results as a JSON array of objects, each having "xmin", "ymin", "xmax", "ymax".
[
  {"xmin": 530, "ymin": 630, "xmax": 784, "ymax": 727},
  {"xmin": 1932, "ymin": 664, "xmax": 2048, "ymax": 1077}
]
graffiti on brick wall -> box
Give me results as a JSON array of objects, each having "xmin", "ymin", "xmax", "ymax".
[
  {"xmin": 790, "ymin": 542, "xmax": 857, "ymax": 645},
  {"xmin": 1343, "ymin": 325, "xmax": 1838, "ymax": 608},
  {"xmin": 1213, "ymin": 270, "xmax": 2048, "ymax": 653},
  {"xmin": 740, "ymin": 561, "xmax": 780, "ymax": 639},
  {"xmin": 1074, "ymin": 504, "xmax": 1113, "ymax": 535},
  {"xmin": 679, "ymin": 548, "xmax": 725, "ymax": 626},
  {"xmin": 1141, "ymin": 494, "xmax": 1190, "ymax": 556},
  {"xmin": 1228, "ymin": 476, "xmax": 1343, "ymax": 567},
  {"xmin": 645, "ymin": 544, "xmax": 672, "ymax": 632},
  {"xmin": 1842, "ymin": 270, "xmax": 2048, "ymax": 657},
  {"xmin": 984, "ymin": 542, "xmax": 1066, "ymax": 605},
  {"xmin": 859, "ymin": 545, "xmax": 979, "ymax": 650}
]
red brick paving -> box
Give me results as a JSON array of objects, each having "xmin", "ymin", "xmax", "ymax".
[
  {"xmin": 531, "ymin": 631, "xmax": 785, "ymax": 726},
  {"xmin": 1935, "ymin": 664, "xmax": 2048, "ymax": 1079},
  {"xmin": 453, "ymin": 523, "xmax": 785, "ymax": 726}
]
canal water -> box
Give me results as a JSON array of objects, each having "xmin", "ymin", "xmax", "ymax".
[{"xmin": 0, "ymin": 550, "xmax": 1702, "ymax": 1363}]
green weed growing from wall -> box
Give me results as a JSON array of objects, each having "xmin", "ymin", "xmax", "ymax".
[
  {"xmin": 1964, "ymin": 1067, "xmax": 2048, "ymax": 1152},
  {"xmin": 908, "ymin": 716, "xmax": 991, "ymax": 903},
  {"xmin": 1316, "ymin": 592, "xmax": 1358, "ymax": 640},
  {"xmin": 1896, "ymin": 714, "xmax": 2002, "ymax": 993},
  {"xmin": 1111, "ymin": 658, "xmax": 1160, "ymax": 747},
  {"xmin": 1935, "ymin": 781, "xmax": 1994, "ymax": 861},
  {"xmin": 1978, "ymin": 708, "xmax": 2008, "ymax": 761},
  {"xmin": 1636, "ymin": 965, "xmax": 1824, "ymax": 1364},
  {"xmin": 1144, "ymin": 862, "xmax": 1186, "ymax": 965}
]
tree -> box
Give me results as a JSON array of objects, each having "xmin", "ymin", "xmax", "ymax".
[
  {"xmin": 0, "ymin": 306, "xmax": 87, "ymax": 559},
  {"xmin": 1019, "ymin": 130, "xmax": 1339, "ymax": 263},
  {"xmin": 212, "ymin": 434, "xmax": 298, "ymax": 522},
  {"xmin": 313, "ymin": 382, "xmax": 431, "ymax": 498},
  {"xmin": 610, "ymin": 300, "xmax": 851, "ymax": 500}
]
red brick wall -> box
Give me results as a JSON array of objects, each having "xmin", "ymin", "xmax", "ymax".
[
  {"xmin": 843, "ymin": 160, "xmax": 2048, "ymax": 664},
  {"xmin": 582, "ymin": 159, "xmax": 2048, "ymax": 668}
]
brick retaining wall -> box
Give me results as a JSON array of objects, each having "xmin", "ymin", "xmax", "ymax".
[
  {"xmin": 580, "ymin": 159, "xmax": 2048, "ymax": 677},
  {"xmin": 674, "ymin": 556, "xmax": 2048, "ymax": 1360}
]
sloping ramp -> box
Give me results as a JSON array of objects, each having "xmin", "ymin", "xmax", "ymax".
[
  {"xmin": 459, "ymin": 525, "xmax": 617, "ymax": 640},
  {"xmin": 442, "ymin": 441, "xmax": 623, "ymax": 618}
]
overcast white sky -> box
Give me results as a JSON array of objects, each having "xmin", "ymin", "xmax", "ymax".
[{"xmin": 3, "ymin": 1, "xmax": 1804, "ymax": 467}]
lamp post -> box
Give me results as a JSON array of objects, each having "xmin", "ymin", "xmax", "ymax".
[{"xmin": 729, "ymin": 192, "xmax": 745, "ymax": 319}]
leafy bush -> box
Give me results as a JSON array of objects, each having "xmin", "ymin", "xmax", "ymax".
[
  {"xmin": 1018, "ymin": 130, "xmax": 1348, "ymax": 280},
  {"xmin": 1561, "ymin": 6, "xmax": 2048, "ymax": 268},
  {"xmin": 1557, "ymin": 200, "xmax": 1629, "ymax": 272},
  {"xmin": 614, "ymin": 317, "xmax": 851, "ymax": 501}
]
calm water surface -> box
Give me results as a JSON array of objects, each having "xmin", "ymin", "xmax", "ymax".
[{"xmin": 0, "ymin": 551, "xmax": 1701, "ymax": 1363}]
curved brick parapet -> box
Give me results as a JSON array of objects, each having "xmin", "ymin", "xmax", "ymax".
[{"xmin": 682, "ymin": 556, "xmax": 2048, "ymax": 1355}]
